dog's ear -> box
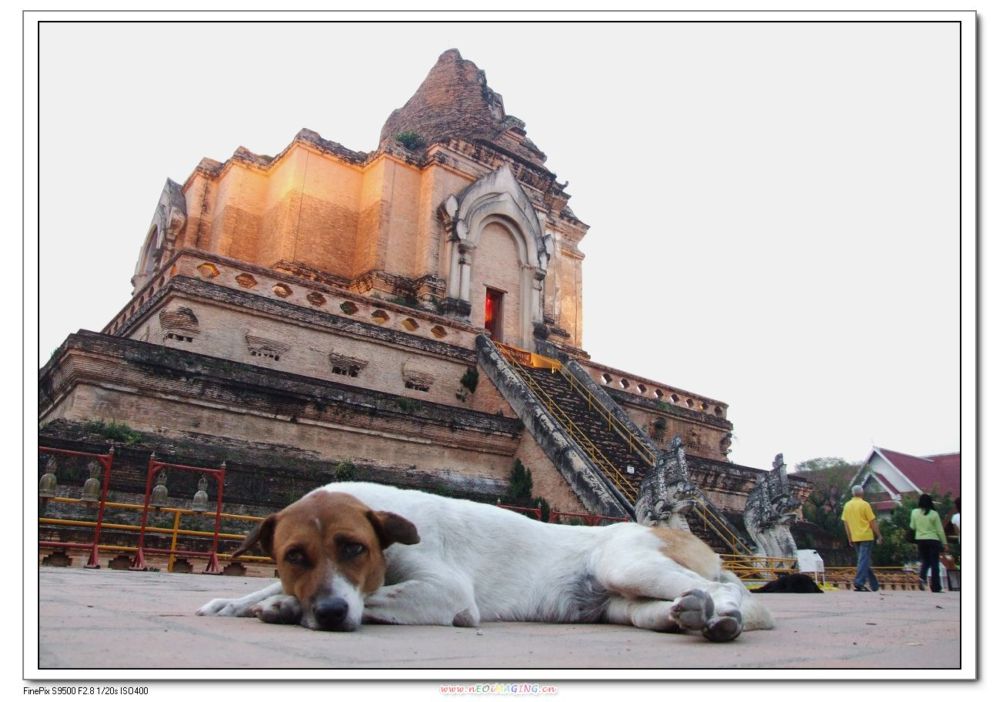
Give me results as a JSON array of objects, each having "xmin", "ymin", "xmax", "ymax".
[
  {"xmin": 232, "ymin": 514, "xmax": 278, "ymax": 558},
  {"xmin": 366, "ymin": 510, "xmax": 420, "ymax": 549}
]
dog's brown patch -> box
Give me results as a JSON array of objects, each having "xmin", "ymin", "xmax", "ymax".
[{"xmin": 651, "ymin": 527, "xmax": 721, "ymax": 580}]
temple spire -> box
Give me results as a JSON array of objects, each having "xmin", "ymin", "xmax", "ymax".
[{"xmin": 379, "ymin": 49, "xmax": 547, "ymax": 166}]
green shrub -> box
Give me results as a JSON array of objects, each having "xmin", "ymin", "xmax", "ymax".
[
  {"xmin": 504, "ymin": 459, "xmax": 534, "ymax": 506},
  {"xmin": 535, "ymin": 497, "xmax": 551, "ymax": 523},
  {"xmin": 83, "ymin": 420, "xmax": 142, "ymax": 446},
  {"xmin": 460, "ymin": 367, "xmax": 479, "ymax": 394},
  {"xmin": 333, "ymin": 461, "xmax": 357, "ymax": 482},
  {"xmin": 395, "ymin": 131, "xmax": 426, "ymax": 150},
  {"xmin": 396, "ymin": 398, "xmax": 421, "ymax": 414}
]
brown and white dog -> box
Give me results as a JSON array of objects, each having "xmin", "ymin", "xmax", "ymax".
[{"xmin": 197, "ymin": 482, "xmax": 774, "ymax": 642}]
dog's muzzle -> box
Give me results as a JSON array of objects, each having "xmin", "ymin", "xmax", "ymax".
[{"xmin": 311, "ymin": 596, "xmax": 356, "ymax": 632}]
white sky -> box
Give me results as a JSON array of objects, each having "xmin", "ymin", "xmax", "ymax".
[{"xmin": 34, "ymin": 19, "xmax": 967, "ymax": 473}]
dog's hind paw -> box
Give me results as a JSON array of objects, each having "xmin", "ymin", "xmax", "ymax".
[
  {"xmin": 251, "ymin": 595, "xmax": 303, "ymax": 625},
  {"xmin": 704, "ymin": 610, "xmax": 743, "ymax": 643},
  {"xmin": 670, "ymin": 589, "xmax": 714, "ymax": 632}
]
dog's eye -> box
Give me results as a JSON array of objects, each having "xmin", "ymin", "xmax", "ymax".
[
  {"xmin": 284, "ymin": 548, "xmax": 310, "ymax": 567},
  {"xmin": 339, "ymin": 542, "xmax": 366, "ymax": 560}
]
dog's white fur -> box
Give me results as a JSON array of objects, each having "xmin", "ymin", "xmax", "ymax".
[{"xmin": 198, "ymin": 482, "xmax": 773, "ymax": 641}]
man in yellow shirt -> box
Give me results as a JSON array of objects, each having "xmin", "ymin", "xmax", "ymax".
[{"xmin": 841, "ymin": 485, "xmax": 883, "ymax": 591}]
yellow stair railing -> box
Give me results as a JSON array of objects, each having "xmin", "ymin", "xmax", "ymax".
[
  {"xmin": 494, "ymin": 343, "xmax": 638, "ymax": 503},
  {"xmin": 557, "ymin": 366, "xmax": 657, "ymax": 468},
  {"xmin": 688, "ymin": 500, "xmax": 755, "ymax": 556},
  {"xmin": 492, "ymin": 340, "xmax": 753, "ymax": 557}
]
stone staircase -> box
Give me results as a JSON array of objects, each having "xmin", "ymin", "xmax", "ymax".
[
  {"xmin": 685, "ymin": 503, "xmax": 753, "ymax": 554},
  {"xmin": 515, "ymin": 360, "xmax": 752, "ymax": 554},
  {"xmin": 515, "ymin": 364, "xmax": 651, "ymax": 504},
  {"xmin": 475, "ymin": 336, "xmax": 634, "ymax": 518},
  {"xmin": 478, "ymin": 336, "xmax": 755, "ymax": 556}
]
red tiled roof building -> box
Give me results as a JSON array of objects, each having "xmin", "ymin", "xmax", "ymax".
[{"xmin": 853, "ymin": 447, "xmax": 960, "ymax": 515}]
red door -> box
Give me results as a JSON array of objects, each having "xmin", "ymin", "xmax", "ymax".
[{"xmin": 485, "ymin": 288, "xmax": 504, "ymax": 342}]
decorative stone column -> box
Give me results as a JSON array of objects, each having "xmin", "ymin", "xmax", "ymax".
[
  {"xmin": 531, "ymin": 270, "xmax": 545, "ymax": 325},
  {"xmin": 458, "ymin": 243, "xmax": 473, "ymax": 303}
]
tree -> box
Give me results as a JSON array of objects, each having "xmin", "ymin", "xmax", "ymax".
[
  {"xmin": 794, "ymin": 457, "xmax": 859, "ymax": 544},
  {"xmin": 503, "ymin": 460, "xmax": 550, "ymax": 521},
  {"xmin": 504, "ymin": 459, "xmax": 534, "ymax": 506},
  {"xmin": 873, "ymin": 491, "xmax": 955, "ymax": 566},
  {"xmin": 795, "ymin": 457, "xmax": 858, "ymax": 474}
]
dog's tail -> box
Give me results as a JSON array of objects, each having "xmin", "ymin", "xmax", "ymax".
[{"xmin": 721, "ymin": 570, "xmax": 776, "ymax": 631}]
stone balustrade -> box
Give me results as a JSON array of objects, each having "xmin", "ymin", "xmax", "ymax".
[{"xmin": 579, "ymin": 360, "xmax": 728, "ymax": 420}]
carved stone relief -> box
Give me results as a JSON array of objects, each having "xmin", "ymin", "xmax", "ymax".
[
  {"xmin": 159, "ymin": 307, "xmax": 200, "ymax": 343},
  {"xmin": 401, "ymin": 360, "xmax": 436, "ymax": 392},
  {"xmin": 329, "ymin": 351, "xmax": 368, "ymax": 378},
  {"xmin": 245, "ymin": 334, "xmax": 290, "ymax": 362}
]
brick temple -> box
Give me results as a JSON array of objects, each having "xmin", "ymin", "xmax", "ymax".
[{"xmin": 39, "ymin": 49, "xmax": 808, "ymax": 556}]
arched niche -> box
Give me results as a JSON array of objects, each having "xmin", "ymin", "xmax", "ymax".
[
  {"xmin": 131, "ymin": 179, "xmax": 187, "ymax": 293},
  {"xmin": 441, "ymin": 166, "xmax": 553, "ymax": 350}
]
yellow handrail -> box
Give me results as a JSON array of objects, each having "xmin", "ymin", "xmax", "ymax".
[
  {"xmin": 495, "ymin": 344, "xmax": 638, "ymax": 502},
  {"xmin": 558, "ymin": 366, "xmax": 657, "ymax": 467},
  {"xmin": 40, "ymin": 515, "xmax": 247, "ymax": 541},
  {"xmin": 688, "ymin": 501, "xmax": 754, "ymax": 556}
]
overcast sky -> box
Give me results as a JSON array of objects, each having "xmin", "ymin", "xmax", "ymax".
[{"xmin": 34, "ymin": 20, "xmax": 967, "ymax": 472}]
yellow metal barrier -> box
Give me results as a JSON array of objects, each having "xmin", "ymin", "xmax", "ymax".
[
  {"xmin": 720, "ymin": 556, "xmax": 922, "ymax": 588},
  {"xmin": 721, "ymin": 553, "xmax": 798, "ymax": 579},
  {"xmin": 39, "ymin": 497, "xmax": 274, "ymax": 570},
  {"xmin": 820, "ymin": 567, "xmax": 923, "ymax": 590}
]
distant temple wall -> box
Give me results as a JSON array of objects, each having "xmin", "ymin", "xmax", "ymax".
[{"xmin": 41, "ymin": 332, "xmax": 594, "ymax": 515}]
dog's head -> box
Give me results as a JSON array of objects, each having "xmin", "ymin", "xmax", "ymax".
[{"xmin": 233, "ymin": 490, "xmax": 419, "ymax": 631}]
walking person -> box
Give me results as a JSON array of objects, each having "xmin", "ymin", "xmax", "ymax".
[
  {"xmin": 910, "ymin": 493, "xmax": 949, "ymax": 592},
  {"xmin": 841, "ymin": 485, "xmax": 883, "ymax": 591},
  {"xmin": 950, "ymin": 496, "xmax": 961, "ymax": 544}
]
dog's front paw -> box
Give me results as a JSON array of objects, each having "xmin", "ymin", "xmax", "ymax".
[
  {"xmin": 196, "ymin": 598, "xmax": 254, "ymax": 617},
  {"xmin": 251, "ymin": 595, "xmax": 303, "ymax": 625},
  {"xmin": 670, "ymin": 589, "xmax": 714, "ymax": 632}
]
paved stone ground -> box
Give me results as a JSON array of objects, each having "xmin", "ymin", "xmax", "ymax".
[{"xmin": 34, "ymin": 567, "xmax": 962, "ymax": 672}]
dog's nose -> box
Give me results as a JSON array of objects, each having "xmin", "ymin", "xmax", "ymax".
[{"xmin": 313, "ymin": 597, "xmax": 350, "ymax": 630}]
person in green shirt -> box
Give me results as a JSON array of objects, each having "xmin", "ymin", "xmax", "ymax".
[{"xmin": 910, "ymin": 493, "xmax": 950, "ymax": 593}]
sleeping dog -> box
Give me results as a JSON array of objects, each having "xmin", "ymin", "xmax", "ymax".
[{"xmin": 197, "ymin": 482, "xmax": 774, "ymax": 642}]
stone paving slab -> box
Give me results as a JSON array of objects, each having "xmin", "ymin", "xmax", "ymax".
[{"xmin": 33, "ymin": 567, "xmax": 963, "ymax": 674}]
